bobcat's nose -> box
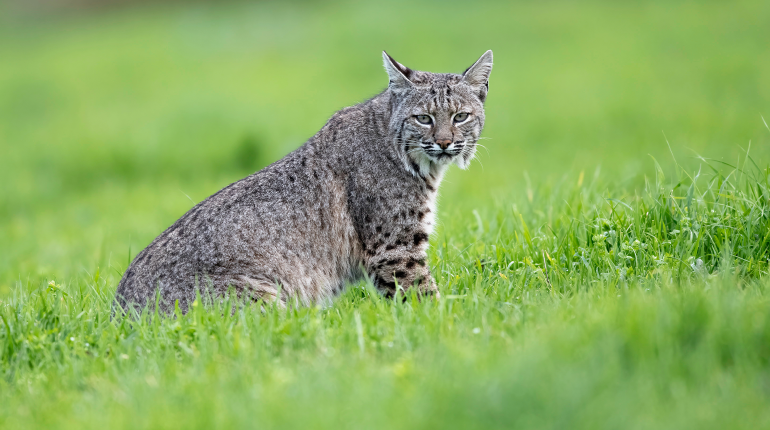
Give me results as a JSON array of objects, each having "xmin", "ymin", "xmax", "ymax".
[{"xmin": 435, "ymin": 139, "xmax": 452, "ymax": 150}]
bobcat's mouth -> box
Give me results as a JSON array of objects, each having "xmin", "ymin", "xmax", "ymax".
[
  {"xmin": 420, "ymin": 141, "xmax": 464, "ymax": 162},
  {"xmin": 435, "ymin": 152, "xmax": 455, "ymax": 160}
]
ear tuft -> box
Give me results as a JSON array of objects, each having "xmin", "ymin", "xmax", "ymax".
[
  {"xmin": 462, "ymin": 50, "xmax": 493, "ymax": 93},
  {"xmin": 382, "ymin": 51, "xmax": 414, "ymax": 91}
]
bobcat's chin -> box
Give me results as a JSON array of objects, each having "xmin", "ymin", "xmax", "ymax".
[
  {"xmin": 430, "ymin": 153, "xmax": 457, "ymax": 166},
  {"xmin": 410, "ymin": 148, "xmax": 473, "ymax": 172}
]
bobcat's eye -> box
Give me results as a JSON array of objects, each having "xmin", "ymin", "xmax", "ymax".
[
  {"xmin": 415, "ymin": 115, "xmax": 433, "ymax": 125},
  {"xmin": 453, "ymin": 112, "xmax": 470, "ymax": 123}
]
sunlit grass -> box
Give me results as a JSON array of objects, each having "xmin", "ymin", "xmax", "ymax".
[{"xmin": 3, "ymin": 161, "xmax": 770, "ymax": 428}]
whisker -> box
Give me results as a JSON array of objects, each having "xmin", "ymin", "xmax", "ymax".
[
  {"xmin": 473, "ymin": 143, "xmax": 491, "ymax": 156},
  {"xmin": 472, "ymin": 152, "xmax": 484, "ymax": 171},
  {"xmin": 461, "ymin": 145, "xmax": 484, "ymax": 171}
]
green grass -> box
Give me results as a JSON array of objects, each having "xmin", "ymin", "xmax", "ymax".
[{"xmin": 2, "ymin": 0, "xmax": 770, "ymax": 428}]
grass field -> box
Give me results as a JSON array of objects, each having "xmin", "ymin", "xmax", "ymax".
[{"xmin": 2, "ymin": 0, "xmax": 770, "ymax": 428}]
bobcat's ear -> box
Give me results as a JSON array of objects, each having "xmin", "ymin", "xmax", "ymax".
[
  {"xmin": 383, "ymin": 51, "xmax": 414, "ymax": 91},
  {"xmin": 462, "ymin": 50, "xmax": 493, "ymax": 101}
]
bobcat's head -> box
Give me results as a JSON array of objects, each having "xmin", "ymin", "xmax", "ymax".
[{"xmin": 383, "ymin": 50, "xmax": 493, "ymax": 175}]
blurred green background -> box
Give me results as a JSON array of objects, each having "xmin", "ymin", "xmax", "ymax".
[{"xmin": 1, "ymin": 0, "xmax": 768, "ymax": 287}]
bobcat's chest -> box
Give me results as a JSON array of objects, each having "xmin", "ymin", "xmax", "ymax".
[
  {"xmin": 420, "ymin": 166, "xmax": 446, "ymax": 239},
  {"xmin": 422, "ymin": 191, "xmax": 438, "ymax": 237}
]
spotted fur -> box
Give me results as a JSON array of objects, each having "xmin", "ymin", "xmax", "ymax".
[{"xmin": 115, "ymin": 50, "xmax": 493, "ymax": 313}]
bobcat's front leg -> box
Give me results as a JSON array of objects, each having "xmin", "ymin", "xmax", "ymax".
[{"xmin": 366, "ymin": 231, "xmax": 439, "ymax": 299}]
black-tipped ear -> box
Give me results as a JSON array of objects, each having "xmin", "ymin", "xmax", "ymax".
[
  {"xmin": 383, "ymin": 51, "xmax": 414, "ymax": 91},
  {"xmin": 462, "ymin": 50, "xmax": 493, "ymax": 100}
]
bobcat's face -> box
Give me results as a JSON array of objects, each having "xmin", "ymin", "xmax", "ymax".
[
  {"xmin": 384, "ymin": 51, "xmax": 493, "ymax": 172},
  {"xmin": 401, "ymin": 77, "xmax": 485, "ymax": 169}
]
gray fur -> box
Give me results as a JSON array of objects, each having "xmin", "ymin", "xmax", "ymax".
[{"xmin": 115, "ymin": 50, "xmax": 493, "ymax": 313}]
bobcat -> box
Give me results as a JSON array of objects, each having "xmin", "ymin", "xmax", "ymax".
[{"xmin": 115, "ymin": 50, "xmax": 493, "ymax": 313}]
